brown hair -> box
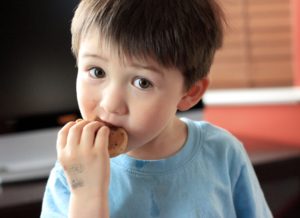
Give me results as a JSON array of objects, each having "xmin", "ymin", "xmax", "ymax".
[{"xmin": 71, "ymin": 0, "xmax": 225, "ymax": 89}]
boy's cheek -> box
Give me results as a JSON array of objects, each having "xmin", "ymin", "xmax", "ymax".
[
  {"xmin": 76, "ymin": 83, "xmax": 102, "ymax": 119},
  {"xmin": 127, "ymin": 109, "xmax": 168, "ymax": 141},
  {"xmin": 77, "ymin": 95, "xmax": 98, "ymax": 120}
]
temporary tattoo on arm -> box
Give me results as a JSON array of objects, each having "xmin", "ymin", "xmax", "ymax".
[
  {"xmin": 67, "ymin": 164, "xmax": 85, "ymax": 189},
  {"xmin": 71, "ymin": 177, "xmax": 84, "ymax": 189}
]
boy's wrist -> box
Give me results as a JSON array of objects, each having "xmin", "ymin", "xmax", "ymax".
[
  {"xmin": 70, "ymin": 187, "xmax": 109, "ymax": 201},
  {"xmin": 69, "ymin": 193, "xmax": 109, "ymax": 218}
]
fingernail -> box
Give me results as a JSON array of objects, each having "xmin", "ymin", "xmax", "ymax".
[
  {"xmin": 102, "ymin": 126, "xmax": 110, "ymax": 134},
  {"xmin": 75, "ymin": 118, "xmax": 83, "ymax": 123}
]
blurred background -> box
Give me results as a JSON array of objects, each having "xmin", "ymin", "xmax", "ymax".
[
  {"xmin": 0, "ymin": 0, "xmax": 300, "ymax": 217},
  {"xmin": 205, "ymin": 1, "xmax": 300, "ymax": 217}
]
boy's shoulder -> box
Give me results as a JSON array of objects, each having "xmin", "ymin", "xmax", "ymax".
[
  {"xmin": 184, "ymin": 118, "xmax": 242, "ymax": 147},
  {"xmin": 183, "ymin": 118, "xmax": 248, "ymax": 163}
]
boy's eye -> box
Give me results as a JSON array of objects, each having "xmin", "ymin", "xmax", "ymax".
[
  {"xmin": 133, "ymin": 78, "xmax": 153, "ymax": 89},
  {"xmin": 88, "ymin": 67, "xmax": 106, "ymax": 79}
]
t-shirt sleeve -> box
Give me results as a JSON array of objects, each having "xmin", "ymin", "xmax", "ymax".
[
  {"xmin": 40, "ymin": 162, "xmax": 70, "ymax": 218},
  {"xmin": 232, "ymin": 154, "xmax": 273, "ymax": 218}
]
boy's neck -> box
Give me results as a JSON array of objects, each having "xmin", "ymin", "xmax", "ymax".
[{"xmin": 126, "ymin": 117, "xmax": 188, "ymax": 160}]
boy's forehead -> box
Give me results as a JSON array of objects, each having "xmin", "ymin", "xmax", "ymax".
[
  {"xmin": 79, "ymin": 29, "xmax": 110, "ymax": 57},
  {"xmin": 79, "ymin": 30, "xmax": 167, "ymax": 71}
]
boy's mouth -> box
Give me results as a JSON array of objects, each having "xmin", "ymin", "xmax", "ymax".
[{"xmin": 94, "ymin": 117, "xmax": 119, "ymax": 130}]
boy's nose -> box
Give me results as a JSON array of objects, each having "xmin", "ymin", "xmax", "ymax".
[{"xmin": 100, "ymin": 85, "xmax": 128, "ymax": 116}]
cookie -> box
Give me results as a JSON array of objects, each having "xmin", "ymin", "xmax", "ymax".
[
  {"xmin": 75, "ymin": 119, "xmax": 128, "ymax": 157},
  {"xmin": 108, "ymin": 127, "xmax": 128, "ymax": 157}
]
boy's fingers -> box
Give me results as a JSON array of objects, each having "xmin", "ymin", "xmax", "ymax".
[
  {"xmin": 80, "ymin": 121, "xmax": 103, "ymax": 146},
  {"xmin": 66, "ymin": 120, "xmax": 89, "ymax": 147},
  {"xmin": 94, "ymin": 126, "xmax": 110, "ymax": 154},
  {"xmin": 56, "ymin": 121, "xmax": 76, "ymax": 150}
]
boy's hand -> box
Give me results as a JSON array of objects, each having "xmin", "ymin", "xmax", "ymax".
[{"xmin": 56, "ymin": 120, "xmax": 111, "ymax": 198}]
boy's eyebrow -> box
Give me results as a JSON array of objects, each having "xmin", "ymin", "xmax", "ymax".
[
  {"xmin": 130, "ymin": 62, "xmax": 164, "ymax": 76},
  {"xmin": 80, "ymin": 53, "xmax": 108, "ymax": 61}
]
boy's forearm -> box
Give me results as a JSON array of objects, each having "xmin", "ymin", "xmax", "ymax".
[{"xmin": 69, "ymin": 194, "xmax": 109, "ymax": 218}]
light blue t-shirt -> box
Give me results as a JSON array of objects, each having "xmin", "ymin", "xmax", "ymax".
[{"xmin": 41, "ymin": 118, "xmax": 272, "ymax": 218}]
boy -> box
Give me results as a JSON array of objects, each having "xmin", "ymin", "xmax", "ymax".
[{"xmin": 41, "ymin": 0, "xmax": 272, "ymax": 217}]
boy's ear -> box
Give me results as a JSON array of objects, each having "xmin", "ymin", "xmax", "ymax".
[{"xmin": 177, "ymin": 78, "xmax": 209, "ymax": 111}]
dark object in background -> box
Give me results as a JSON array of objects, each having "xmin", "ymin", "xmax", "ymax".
[{"xmin": 0, "ymin": 0, "xmax": 80, "ymax": 134}]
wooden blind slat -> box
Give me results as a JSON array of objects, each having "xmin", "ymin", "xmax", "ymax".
[{"xmin": 209, "ymin": 0, "xmax": 293, "ymax": 89}]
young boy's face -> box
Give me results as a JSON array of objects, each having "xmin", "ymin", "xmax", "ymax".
[{"xmin": 76, "ymin": 29, "xmax": 188, "ymax": 158}]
